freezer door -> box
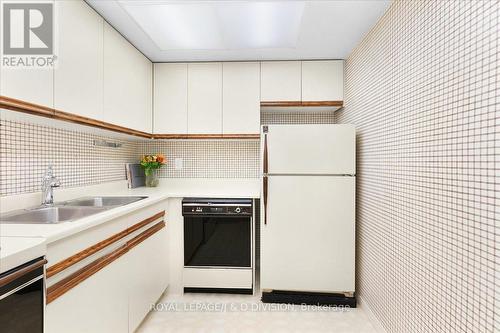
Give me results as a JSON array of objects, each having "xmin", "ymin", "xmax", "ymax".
[
  {"xmin": 260, "ymin": 175, "xmax": 355, "ymax": 293},
  {"xmin": 261, "ymin": 124, "xmax": 355, "ymax": 175}
]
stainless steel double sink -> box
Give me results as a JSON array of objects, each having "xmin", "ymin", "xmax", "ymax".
[{"xmin": 0, "ymin": 196, "xmax": 147, "ymax": 224}]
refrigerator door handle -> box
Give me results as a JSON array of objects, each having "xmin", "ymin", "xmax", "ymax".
[{"xmin": 263, "ymin": 133, "xmax": 268, "ymax": 225}]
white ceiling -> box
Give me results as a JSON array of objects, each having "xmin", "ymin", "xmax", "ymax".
[{"xmin": 85, "ymin": 0, "xmax": 391, "ymax": 62}]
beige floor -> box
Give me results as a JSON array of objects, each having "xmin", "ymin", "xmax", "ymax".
[{"xmin": 137, "ymin": 291, "xmax": 377, "ymax": 333}]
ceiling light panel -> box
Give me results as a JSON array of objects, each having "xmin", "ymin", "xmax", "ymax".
[{"xmin": 120, "ymin": 1, "xmax": 305, "ymax": 50}]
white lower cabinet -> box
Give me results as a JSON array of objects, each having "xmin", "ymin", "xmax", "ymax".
[
  {"xmin": 46, "ymin": 204, "xmax": 169, "ymax": 333},
  {"xmin": 46, "ymin": 256, "xmax": 129, "ymax": 333},
  {"xmin": 128, "ymin": 227, "xmax": 169, "ymax": 332},
  {"xmin": 46, "ymin": 227, "xmax": 169, "ymax": 333}
]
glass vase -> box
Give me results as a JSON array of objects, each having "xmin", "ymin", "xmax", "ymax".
[{"xmin": 145, "ymin": 169, "xmax": 159, "ymax": 187}]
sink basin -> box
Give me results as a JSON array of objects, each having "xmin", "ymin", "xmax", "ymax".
[
  {"xmin": 0, "ymin": 196, "xmax": 148, "ymax": 224},
  {"xmin": 0, "ymin": 206, "xmax": 108, "ymax": 224},
  {"xmin": 62, "ymin": 196, "xmax": 147, "ymax": 207}
]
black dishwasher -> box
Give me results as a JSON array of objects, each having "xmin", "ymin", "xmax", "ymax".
[
  {"xmin": 0, "ymin": 257, "xmax": 46, "ymax": 333},
  {"xmin": 183, "ymin": 198, "xmax": 252, "ymax": 268}
]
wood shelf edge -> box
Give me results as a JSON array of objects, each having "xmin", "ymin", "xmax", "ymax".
[
  {"xmin": 0, "ymin": 95, "xmax": 55, "ymax": 117},
  {"xmin": 152, "ymin": 134, "xmax": 260, "ymax": 140},
  {"xmin": 260, "ymin": 100, "xmax": 343, "ymax": 107},
  {"xmin": 54, "ymin": 110, "xmax": 151, "ymax": 138}
]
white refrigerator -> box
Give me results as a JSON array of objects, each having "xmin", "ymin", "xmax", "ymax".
[{"xmin": 260, "ymin": 124, "xmax": 356, "ymax": 296}]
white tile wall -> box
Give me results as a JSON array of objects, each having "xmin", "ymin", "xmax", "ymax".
[
  {"xmin": 336, "ymin": 1, "xmax": 499, "ymax": 332},
  {"xmin": 137, "ymin": 140, "xmax": 260, "ymax": 179},
  {"xmin": 0, "ymin": 119, "xmax": 137, "ymax": 196},
  {"xmin": 0, "ymin": 119, "xmax": 260, "ymax": 196},
  {"xmin": 261, "ymin": 111, "xmax": 336, "ymax": 125}
]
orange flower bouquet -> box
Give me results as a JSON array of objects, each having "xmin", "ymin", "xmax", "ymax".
[{"xmin": 140, "ymin": 154, "xmax": 166, "ymax": 187}]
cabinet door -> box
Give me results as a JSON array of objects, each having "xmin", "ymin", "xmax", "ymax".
[
  {"xmin": 128, "ymin": 227, "xmax": 169, "ymax": 332},
  {"xmin": 302, "ymin": 60, "xmax": 344, "ymax": 101},
  {"xmin": 54, "ymin": 0, "xmax": 103, "ymax": 120},
  {"xmin": 222, "ymin": 62, "xmax": 260, "ymax": 134},
  {"xmin": 153, "ymin": 63, "xmax": 188, "ymax": 134},
  {"xmin": 260, "ymin": 61, "xmax": 301, "ymax": 101},
  {"xmin": 0, "ymin": 68, "xmax": 53, "ymax": 107},
  {"xmin": 46, "ymin": 255, "xmax": 129, "ymax": 333},
  {"xmin": 187, "ymin": 63, "xmax": 222, "ymax": 134},
  {"xmin": 103, "ymin": 22, "xmax": 152, "ymax": 133},
  {"xmin": 261, "ymin": 176, "xmax": 355, "ymax": 292}
]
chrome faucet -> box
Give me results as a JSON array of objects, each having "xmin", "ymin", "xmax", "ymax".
[{"xmin": 41, "ymin": 165, "xmax": 60, "ymax": 206}]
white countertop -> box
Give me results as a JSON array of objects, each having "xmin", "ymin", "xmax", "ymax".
[
  {"xmin": 0, "ymin": 178, "xmax": 260, "ymax": 270},
  {"xmin": 0, "ymin": 236, "xmax": 46, "ymax": 274}
]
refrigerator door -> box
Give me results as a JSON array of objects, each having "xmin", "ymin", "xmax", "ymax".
[
  {"xmin": 260, "ymin": 175, "xmax": 355, "ymax": 293},
  {"xmin": 261, "ymin": 124, "xmax": 355, "ymax": 175}
]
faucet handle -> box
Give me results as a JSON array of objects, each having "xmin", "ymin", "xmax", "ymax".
[{"xmin": 43, "ymin": 164, "xmax": 54, "ymax": 179}]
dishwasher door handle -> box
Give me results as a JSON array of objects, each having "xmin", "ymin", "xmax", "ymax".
[{"xmin": 0, "ymin": 257, "xmax": 47, "ymax": 289}]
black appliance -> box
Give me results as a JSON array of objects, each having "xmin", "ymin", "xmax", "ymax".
[
  {"xmin": 0, "ymin": 257, "xmax": 46, "ymax": 333},
  {"xmin": 183, "ymin": 198, "xmax": 252, "ymax": 268}
]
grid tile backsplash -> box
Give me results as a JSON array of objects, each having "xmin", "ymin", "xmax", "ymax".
[
  {"xmin": 261, "ymin": 111, "xmax": 336, "ymax": 125},
  {"xmin": 336, "ymin": 1, "xmax": 499, "ymax": 333},
  {"xmin": 138, "ymin": 140, "xmax": 259, "ymax": 179},
  {"xmin": 0, "ymin": 118, "xmax": 260, "ymax": 196},
  {"xmin": 0, "ymin": 119, "xmax": 137, "ymax": 196}
]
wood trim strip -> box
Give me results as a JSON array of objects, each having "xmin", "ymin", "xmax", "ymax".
[
  {"xmin": 300, "ymin": 101, "xmax": 343, "ymax": 107},
  {"xmin": 126, "ymin": 221, "xmax": 165, "ymax": 250},
  {"xmin": 0, "ymin": 258, "xmax": 48, "ymax": 288},
  {"xmin": 260, "ymin": 101, "xmax": 303, "ymax": 107},
  {"xmin": 260, "ymin": 101, "xmax": 343, "ymax": 107},
  {"xmin": 152, "ymin": 134, "xmax": 260, "ymax": 140},
  {"xmin": 54, "ymin": 110, "xmax": 151, "ymax": 138},
  {"xmin": 125, "ymin": 211, "xmax": 165, "ymax": 235},
  {"xmin": 0, "ymin": 95, "xmax": 55, "ymax": 117},
  {"xmin": 46, "ymin": 244, "xmax": 129, "ymax": 304},
  {"xmin": 0, "ymin": 96, "xmax": 151, "ymax": 139},
  {"xmin": 46, "ymin": 211, "xmax": 165, "ymax": 278},
  {"xmin": 46, "ymin": 221, "xmax": 165, "ymax": 304}
]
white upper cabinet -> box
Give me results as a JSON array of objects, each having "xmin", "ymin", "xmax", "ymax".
[
  {"xmin": 153, "ymin": 63, "xmax": 188, "ymax": 134},
  {"xmin": 187, "ymin": 63, "xmax": 222, "ymax": 134},
  {"xmin": 302, "ymin": 60, "xmax": 344, "ymax": 101},
  {"xmin": 103, "ymin": 22, "xmax": 152, "ymax": 133},
  {"xmin": 222, "ymin": 62, "xmax": 260, "ymax": 134},
  {"xmin": 0, "ymin": 67, "xmax": 53, "ymax": 107},
  {"xmin": 54, "ymin": 0, "xmax": 104, "ymax": 120},
  {"xmin": 260, "ymin": 61, "xmax": 301, "ymax": 101}
]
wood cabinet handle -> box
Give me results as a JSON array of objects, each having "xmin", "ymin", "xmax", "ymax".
[
  {"xmin": 0, "ymin": 258, "xmax": 47, "ymax": 288},
  {"xmin": 263, "ymin": 133, "xmax": 268, "ymax": 225}
]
